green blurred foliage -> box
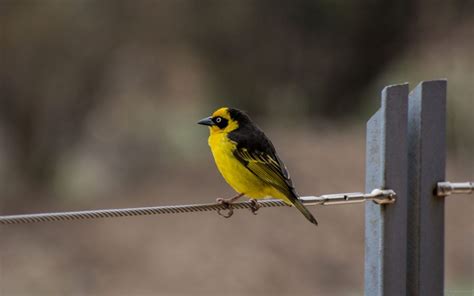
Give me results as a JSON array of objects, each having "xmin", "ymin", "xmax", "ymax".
[{"xmin": 0, "ymin": 0, "xmax": 472, "ymax": 201}]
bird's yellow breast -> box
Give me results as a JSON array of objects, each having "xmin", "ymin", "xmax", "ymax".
[{"xmin": 208, "ymin": 132, "xmax": 285, "ymax": 200}]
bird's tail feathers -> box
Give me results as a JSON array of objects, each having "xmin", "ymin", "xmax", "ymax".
[{"xmin": 288, "ymin": 191, "xmax": 318, "ymax": 226}]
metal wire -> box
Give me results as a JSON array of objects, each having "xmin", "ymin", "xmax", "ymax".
[
  {"xmin": 0, "ymin": 189, "xmax": 396, "ymax": 225},
  {"xmin": 436, "ymin": 181, "xmax": 473, "ymax": 196},
  {"xmin": 3, "ymin": 181, "xmax": 468, "ymax": 225}
]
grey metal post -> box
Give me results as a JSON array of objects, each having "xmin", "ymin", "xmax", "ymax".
[
  {"xmin": 365, "ymin": 83, "xmax": 409, "ymax": 296},
  {"xmin": 407, "ymin": 80, "xmax": 446, "ymax": 296}
]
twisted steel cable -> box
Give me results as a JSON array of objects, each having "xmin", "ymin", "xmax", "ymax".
[
  {"xmin": 0, "ymin": 200, "xmax": 288, "ymax": 225},
  {"xmin": 0, "ymin": 189, "xmax": 401, "ymax": 225}
]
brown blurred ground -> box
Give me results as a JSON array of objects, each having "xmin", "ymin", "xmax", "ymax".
[{"xmin": 2, "ymin": 128, "xmax": 472, "ymax": 295}]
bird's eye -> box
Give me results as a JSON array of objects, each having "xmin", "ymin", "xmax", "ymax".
[{"xmin": 213, "ymin": 116, "xmax": 228, "ymax": 128}]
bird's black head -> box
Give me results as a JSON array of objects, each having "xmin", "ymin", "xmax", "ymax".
[
  {"xmin": 227, "ymin": 108, "xmax": 252, "ymax": 126},
  {"xmin": 198, "ymin": 107, "xmax": 254, "ymax": 133}
]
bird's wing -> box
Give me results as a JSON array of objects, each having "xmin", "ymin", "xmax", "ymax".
[{"xmin": 233, "ymin": 146, "xmax": 295, "ymax": 198}]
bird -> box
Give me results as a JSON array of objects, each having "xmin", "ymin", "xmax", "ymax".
[{"xmin": 198, "ymin": 107, "xmax": 318, "ymax": 226}]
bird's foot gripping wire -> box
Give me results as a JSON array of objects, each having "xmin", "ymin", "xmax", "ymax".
[
  {"xmin": 249, "ymin": 199, "xmax": 261, "ymax": 215},
  {"xmin": 216, "ymin": 193, "xmax": 244, "ymax": 218},
  {"xmin": 216, "ymin": 198, "xmax": 234, "ymax": 218}
]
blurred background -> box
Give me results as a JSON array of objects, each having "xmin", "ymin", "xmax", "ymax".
[{"xmin": 1, "ymin": 0, "xmax": 472, "ymax": 295}]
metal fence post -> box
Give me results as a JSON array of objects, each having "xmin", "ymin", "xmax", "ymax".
[
  {"xmin": 365, "ymin": 83, "xmax": 409, "ymax": 296},
  {"xmin": 407, "ymin": 80, "xmax": 446, "ymax": 296}
]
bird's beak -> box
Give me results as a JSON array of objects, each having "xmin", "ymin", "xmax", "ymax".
[{"xmin": 197, "ymin": 116, "xmax": 214, "ymax": 126}]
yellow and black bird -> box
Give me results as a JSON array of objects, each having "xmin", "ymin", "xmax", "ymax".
[{"xmin": 198, "ymin": 107, "xmax": 318, "ymax": 225}]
